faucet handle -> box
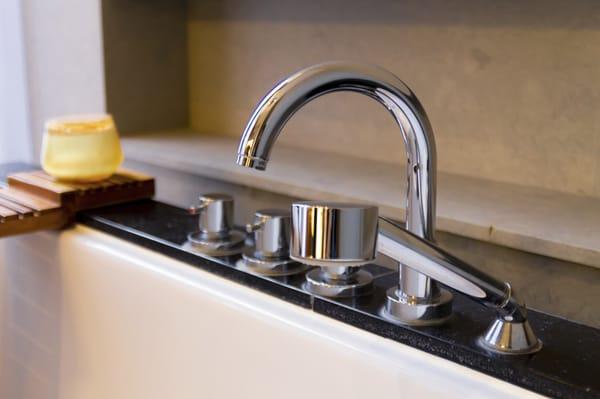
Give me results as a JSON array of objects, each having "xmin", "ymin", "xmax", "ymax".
[
  {"xmin": 188, "ymin": 202, "xmax": 208, "ymax": 215},
  {"xmin": 290, "ymin": 201, "xmax": 378, "ymax": 266},
  {"xmin": 378, "ymin": 217, "xmax": 542, "ymax": 354},
  {"xmin": 245, "ymin": 220, "xmax": 264, "ymax": 233},
  {"xmin": 189, "ymin": 193, "xmax": 234, "ymax": 239},
  {"xmin": 248, "ymin": 209, "xmax": 291, "ymax": 260},
  {"xmin": 290, "ymin": 201, "xmax": 377, "ymax": 297}
]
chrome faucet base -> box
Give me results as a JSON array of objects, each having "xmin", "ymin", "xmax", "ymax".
[
  {"xmin": 479, "ymin": 318, "xmax": 543, "ymax": 355},
  {"xmin": 304, "ymin": 266, "xmax": 373, "ymax": 298},
  {"xmin": 236, "ymin": 62, "xmax": 445, "ymax": 319},
  {"xmin": 235, "ymin": 63, "xmax": 542, "ymax": 354},
  {"xmin": 185, "ymin": 230, "xmax": 245, "ymax": 256},
  {"xmin": 382, "ymin": 287, "xmax": 453, "ymax": 326},
  {"xmin": 236, "ymin": 248, "xmax": 309, "ymax": 277}
]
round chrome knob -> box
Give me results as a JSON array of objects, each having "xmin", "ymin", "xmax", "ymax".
[
  {"xmin": 189, "ymin": 193, "xmax": 234, "ymax": 240},
  {"xmin": 291, "ymin": 201, "xmax": 378, "ymax": 297},
  {"xmin": 236, "ymin": 208, "xmax": 309, "ymax": 277},
  {"xmin": 246, "ymin": 209, "xmax": 291, "ymax": 260},
  {"xmin": 186, "ymin": 193, "xmax": 244, "ymax": 256},
  {"xmin": 290, "ymin": 201, "xmax": 378, "ymax": 266}
]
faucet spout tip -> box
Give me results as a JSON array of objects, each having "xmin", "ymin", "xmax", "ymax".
[{"xmin": 235, "ymin": 153, "xmax": 267, "ymax": 170}]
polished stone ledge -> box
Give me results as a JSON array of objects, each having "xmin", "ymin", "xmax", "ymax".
[{"xmin": 121, "ymin": 130, "xmax": 600, "ymax": 269}]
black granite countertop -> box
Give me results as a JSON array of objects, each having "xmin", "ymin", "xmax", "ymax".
[{"xmin": 77, "ymin": 199, "xmax": 600, "ymax": 399}]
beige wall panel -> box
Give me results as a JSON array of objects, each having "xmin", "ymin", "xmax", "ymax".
[{"xmin": 188, "ymin": 0, "xmax": 600, "ymax": 197}]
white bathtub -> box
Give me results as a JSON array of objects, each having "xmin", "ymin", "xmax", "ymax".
[{"xmin": 0, "ymin": 226, "xmax": 542, "ymax": 398}]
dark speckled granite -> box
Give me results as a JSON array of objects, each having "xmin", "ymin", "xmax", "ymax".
[
  {"xmin": 77, "ymin": 199, "xmax": 600, "ymax": 399},
  {"xmin": 316, "ymin": 274, "xmax": 600, "ymax": 398}
]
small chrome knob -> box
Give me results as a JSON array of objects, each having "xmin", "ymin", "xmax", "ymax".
[
  {"xmin": 189, "ymin": 193, "xmax": 234, "ymax": 239},
  {"xmin": 186, "ymin": 193, "xmax": 245, "ymax": 256},
  {"xmin": 246, "ymin": 209, "xmax": 291, "ymax": 260},
  {"xmin": 291, "ymin": 201, "xmax": 378, "ymax": 297},
  {"xmin": 236, "ymin": 208, "xmax": 309, "ymax": 277}
]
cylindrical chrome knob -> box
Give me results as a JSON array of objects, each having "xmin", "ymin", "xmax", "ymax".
[
  {"xmin": 236, "ymin": 208, "xmax": 309, "ymax": 277},
  {"xmin": 189, "ymin": 193, "xmax": 234, "ymax": 239},
  {"xmin": 291, "ymin": 201, "xmax": 378, "ymax": 266},
  {"xmin": 246, "ymin": 209, "xmax": 291, "ymax": 260},
  {"xmin": 291, "ymin": 201, "xmax": 378, "ymax": 297}
]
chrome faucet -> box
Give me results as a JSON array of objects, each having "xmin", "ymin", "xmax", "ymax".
[
  {"xmin": 236, "ymin": 62, "xmax": 542, "ymax": 354},
  {"xmin": 236, "ymin": 61, "xmax": 452, "ymax": 324}
]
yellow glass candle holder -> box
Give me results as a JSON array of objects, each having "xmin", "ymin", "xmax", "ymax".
[{"xmin": 41, "ymin": 114, "xmax": 124, "ymax": 182}]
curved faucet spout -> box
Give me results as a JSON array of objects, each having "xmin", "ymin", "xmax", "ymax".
[
  {"xmin": 236, "ymin": 62, "xmax": 541, "ymax": 351},
  {"xmin": 237, "ymin": 62, "xmax": 452, "ymax": 325},
  {"xmin": 236, "ymin": 62, "xmax": 437, "ymax": 242}
]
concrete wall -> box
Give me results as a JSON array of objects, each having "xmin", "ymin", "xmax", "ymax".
[
  {"xmin": 187, "ymin": 0, "xmax": 600, "ymax": 198},
  {"xmin": 17, "ymin": 0, "xmax": 600, "ymax": 196}
]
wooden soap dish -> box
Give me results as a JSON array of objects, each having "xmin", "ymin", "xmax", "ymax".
[{"xmin": 0, "ymin": 169, "xmax": 154, "ymax": 238}]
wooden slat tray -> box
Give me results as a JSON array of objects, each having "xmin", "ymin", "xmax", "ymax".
[{"xmin": 0, "ymin": 169, "xmax": 154, "ymax": 238}]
